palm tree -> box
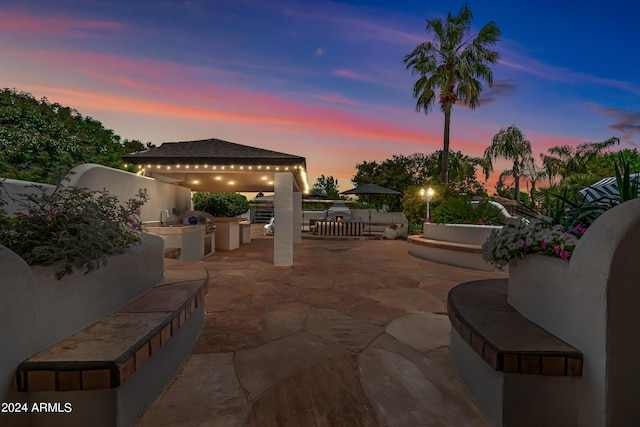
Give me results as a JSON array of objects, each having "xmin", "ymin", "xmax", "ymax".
[
  {"xmin": 504, "ymin": 157, "xmax": 547, "ymax": 207},
  {"xmin": 542, "ymin": 137, "xmax": 620, "ymax": 180},
  {"xmin": 484, "ymin": 125, "xmax": 532, "ymax": 202},
  {"xmin": 403, "ymin": 4, "xmax": 500, "ymax": 185}
]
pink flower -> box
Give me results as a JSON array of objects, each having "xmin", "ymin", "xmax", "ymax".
[
  {"xmin": 581, "ymin": 228, "xmax": 586, "ymax": 235},
  {"xmin": 424, "ymin": 218, "xmax": 432, "ymax": 223},
  {"xmin": 561, "ymin": 249, "xmax": 569, "ymax": 260},
  {"xmin": 541, "ymin": 241, "xmax": 547, "ymax": 249},
  {"xmin": 522, "ymin": 243, "xmax": 529, "ymax": 250},
  {"xmin": 554, "ymin": 246, "xmax": 560, "ymax": 255}
]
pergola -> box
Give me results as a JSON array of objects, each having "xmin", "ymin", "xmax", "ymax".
[
  {"xmin": 122, "ymin": 138, "xmax": 309, "ymax": 193},
  {"xmin": 123, "ymin": 138, "xmax": 308, "ymax": 266}
]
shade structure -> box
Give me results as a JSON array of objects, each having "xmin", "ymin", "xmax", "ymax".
[
  {"xmin": 578, "ymin": 173, "xmax": 640, "ymax": 203},
  {"xmin": 340, "ymin": 184, "xmax": 401, "ymax": 235},
  {"xmin": 341, "ymin": 183, "xmax": 401, "ymax": 196}
]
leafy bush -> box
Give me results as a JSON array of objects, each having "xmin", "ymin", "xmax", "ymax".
[
  {"xmin": 431, "ymin": 198, "xmax": 506, "ymax": 225},
  {"xmin": 193, "ymin": 192, "xmax": 249, "ymax": 217},
  {"xmin": 0, "ymin": 177, "xmax": 148, "ymax": 279}
]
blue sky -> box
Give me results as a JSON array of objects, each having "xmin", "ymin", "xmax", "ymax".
[{"xmin": 2, "ymin": 0, "xmax": 639, "ymax": 189}]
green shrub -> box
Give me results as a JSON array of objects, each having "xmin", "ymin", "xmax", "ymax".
[
  {"xmin": 0, "ymin": 178, "xmax": 148, "ymax": 279},
  {"xmin": 431, "ymin": 198, "xmax": 506, "ymax": 225},
  {"xmin": 193, "ymin": 192, "xmax": 249, "ymax": 217}
]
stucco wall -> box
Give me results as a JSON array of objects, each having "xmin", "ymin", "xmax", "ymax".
[
  {"xmin": 423, "ymin": 223, "xmax": 501, "ymax": 245},
  {"xmin": 0, "ymin": 178, "xmax": 56, "ymax": 216},
  {"xmin": 508, "ymin": 198, "xmax": 640, "ymax": 427},
  {"xmin": 66, "ymin": 164, "xmax": 192, "ymax": 223},
  {"xmin": 0, "ymin": 234, "xmax": 163, "ymax": 425},
  {"xmin": 2, "ymin": 165, "xmax": 193, "ymax": 223}
]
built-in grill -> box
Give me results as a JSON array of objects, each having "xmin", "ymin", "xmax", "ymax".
[
  {"xmin": 183, "ymin": 210, "xmax": 216, "ymax": 255},
  {"xmin": 326, "ymin": 201, "xmax": 351, "ymax": 222}
]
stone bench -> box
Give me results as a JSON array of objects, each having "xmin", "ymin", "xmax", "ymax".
[
  {"xmin": 448, "ymin": 279, "xmax": 582, "ymax": 376},
  {"xmin": 448, "ymin": 199, "xmax": 640, "ymax": 427},
  {"xmin": 15, "ymin": 259, "xmax": 208, "ymax": 427}
]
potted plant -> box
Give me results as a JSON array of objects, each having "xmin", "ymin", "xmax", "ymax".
[{"xmin": 384, "ymin": 221, "xmax": 398, "ymax": 239}]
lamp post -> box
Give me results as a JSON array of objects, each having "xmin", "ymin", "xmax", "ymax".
[{"xmin": 421, "ymin": 187, "xmax": 435, "ymax": 220}]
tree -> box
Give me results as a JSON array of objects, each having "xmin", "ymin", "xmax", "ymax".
[
  {"xmin": 484, "ymin": 125, "xmax": 532, "ymax": 202},
  {"xmin": 312, "ymin": 175, "xmax": 341, "ymax": 199},
  {"xmin": 541, "ymin": 137, "xmax": 620, "ymax": 181},
  {"xmin": 501, "ymin": 157, "xmax": 546, "ymax": 207},
  {"xmin": 0, "ymin": 88, "xmax": 146, "ymax": 184},
  {"xmin": 424, "ymin": 150, "xmax": 490, "ymax": 195},
  {"xmin": 403, "ymin": 4, "xmax": 500, "ymax": 185}
]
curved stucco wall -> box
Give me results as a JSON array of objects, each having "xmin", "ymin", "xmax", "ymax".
[
  {"xmin": 0, "ymin": 233, "xmax": 163, "ymax": 418},
  {"xmin": 508, "ymin": 198, "xmax": 640, "ymax": 427},
  {"xmin": 66, "ymin": 164, "xmax": 193, "ymax": 223},
  {"xmin": 2, "ymin": 165, "xmax": 193, "ymax": 223},
  {"xmin": 423, "ymin": 223, "xmax": 501, "ymax": 245},
  {"xmin": 0, "ymin": 178, "xmax": 56, "ymax": 216}
]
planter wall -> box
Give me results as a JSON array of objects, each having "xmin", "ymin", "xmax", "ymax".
[
  {"xmin": 423, "ymin": 222, "xmax": 501, "ymax": 245},
  {"xmin": 408, "ymin": 223, "xmax": 502, "ymax": 271},
  {"xmin": 0, "ymin": 233, "xmax": 164, "ymax": 407},
  {"xmin": 505, "ymin": 199, "xmax": 640, "ymax": 427},
  {"xmin": 507, "ymin": 254, "xmax": 570, "ymax": 337}
]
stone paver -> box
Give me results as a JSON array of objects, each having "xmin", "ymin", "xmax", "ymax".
[
  {"xmin": 137, "ymin": 232, "xmax": 505, "ymax": 426},
  {"xmin": 386, "ymin": 312, "xmax": 451, "ymax": 352},
  {"xmin": 136, "ymin": 353, "xmax": 247, "ymax": 427}
]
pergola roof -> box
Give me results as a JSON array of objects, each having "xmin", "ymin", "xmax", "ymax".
[{"xmin": 123, "ymin": 138, "xmax": 309, "ymax": 193}]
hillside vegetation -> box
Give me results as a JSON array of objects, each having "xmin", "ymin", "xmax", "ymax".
[{"xmin": 0, "ymin": 88, "xmax": 150, "ymax": 184}]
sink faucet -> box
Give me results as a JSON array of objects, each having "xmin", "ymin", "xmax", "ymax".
[{"xmin": 160, "ymin": 209, "xmax": 170, "ymax": 225}]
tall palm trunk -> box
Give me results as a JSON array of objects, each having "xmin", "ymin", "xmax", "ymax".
[
  {"xmin": 513, "ymin": 160, "xmax": 520, "ymax": 202},
  {"xmin": 442, "ymin": 105, "xmax": 451, "ymax": 185}
]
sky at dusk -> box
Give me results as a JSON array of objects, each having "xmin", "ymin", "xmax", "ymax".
[{"xmin": 2, "ymin": 0, "xmax": 639, "ymax": 192}]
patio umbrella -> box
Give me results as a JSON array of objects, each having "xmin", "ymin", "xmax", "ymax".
[
  {"xmin": 578, "ymin": 173, "xmax": 640, "ymax": 203},
  {"xmin": 341, "ymin": 184, "xmax": 401, "ymax": 235}
]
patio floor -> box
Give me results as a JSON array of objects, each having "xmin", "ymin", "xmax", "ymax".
[{"xmin": 136, "ymin": 227, "xmax": 504, "ymax": 426}]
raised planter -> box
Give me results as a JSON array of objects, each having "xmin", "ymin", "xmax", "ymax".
[
  {"xmin": 408, "ymin": 223, "xmax": 502, "ymax": 271},
  {"xmin": 507, "ymin": 254, "xmax": 571, "ymax": 338},
  {"xmin": 422, "ymin": 222, "xmax": 501, "ymax": 245},
  {"xmin": 0, "ymin": 234, "xmax": 164, "ymax": 409}
]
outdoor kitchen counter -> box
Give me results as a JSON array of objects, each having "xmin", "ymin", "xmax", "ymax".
[{"xmin": 144, "ymin": 223, "xmax": 206, "ymax": 262}]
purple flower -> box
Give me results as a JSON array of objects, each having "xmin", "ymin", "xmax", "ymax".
[
  {"xmin": 541, "ymin": 241, "xmax": 547, "ymax": 249},
  {"xmin": 554, "ymin": 246, "xmax": 560, "ymax": 255},
  {"xmin": 561, "ymin": 249, "xmax": 569, "ymax": 260},
  {"xmin": 522, "ymin": 243, "xmax": 529, "ymax": 250}
]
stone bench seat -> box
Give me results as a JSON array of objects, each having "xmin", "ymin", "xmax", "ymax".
[
  {"xmin": 17, "ymin": 260, "xmax": 207, "ymax": 393},
  {"xmin": 448, "ymin": 278, "xmax": 582, "ymax": 376}
]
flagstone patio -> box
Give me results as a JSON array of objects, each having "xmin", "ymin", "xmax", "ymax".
[{"xmin": 136, "ymin": 228, "xmax": 504, "ymax": 426}]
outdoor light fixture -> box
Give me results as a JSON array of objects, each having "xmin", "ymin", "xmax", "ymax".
[
  {"xmin": 426, "ymin": 187, "xmax": 434, "ymax": 219},
  {"xmin": 421, "ymin": 187, "xmax": 435, "ymax": 220}
]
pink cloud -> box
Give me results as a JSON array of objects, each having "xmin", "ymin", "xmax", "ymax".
[{"xmin": 0, "ymin": 10, "xmax": 125, "ymax": 36}]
